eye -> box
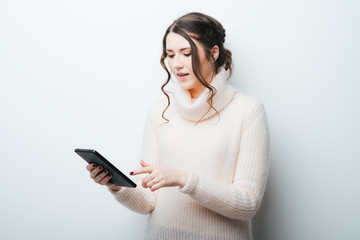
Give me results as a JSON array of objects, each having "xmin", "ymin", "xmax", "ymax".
[
  {"xmin": 168, "ymin": 54, "xmax": 175, "ymax": 58},
  {"xmin": 184, "ymin": 53, "xmax": 191, "ymax": 57}
]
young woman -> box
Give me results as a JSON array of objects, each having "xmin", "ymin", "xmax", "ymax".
[{"xmin": 86, "ymin": 12, "xmax": 270, "ymax": 240}]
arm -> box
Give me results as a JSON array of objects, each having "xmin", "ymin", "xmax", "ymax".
[
  {"xmin": 179, "ymin": 102, "xmax": 270, "ymax": 221},
  {"xmin": 108, "ymin": 108, "xmax": 160, "ymax": 214}
]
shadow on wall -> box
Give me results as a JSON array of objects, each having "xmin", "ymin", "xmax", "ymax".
[{"xmin": 252, "ymin": 176, "xmax": 274, "ymax": 240}]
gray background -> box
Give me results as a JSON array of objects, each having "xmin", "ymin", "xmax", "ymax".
[{"xmin": 1, "ymin": 0, "xmax": 359, "ymax": 239}]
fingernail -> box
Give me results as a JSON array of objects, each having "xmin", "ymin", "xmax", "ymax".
[
  {"xmin": 130, "ymin": 171, "xmax": 134, "ymax": 175},
  {"xmin": 104, "ymin": 170, "xmax": 108, "ymax": 174},
  {"xmin": 99, "ymin": 166, "xmax": 103, "ymax": 170}
]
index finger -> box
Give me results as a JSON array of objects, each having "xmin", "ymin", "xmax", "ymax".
[{"xmin": 131, "ymin": 166, "xmax": 153, "ymax": 176}]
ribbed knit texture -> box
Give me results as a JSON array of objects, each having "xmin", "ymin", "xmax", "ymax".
[{"xmin": 109, "ymin": 67, "xmax": 270, "ymax": 240}]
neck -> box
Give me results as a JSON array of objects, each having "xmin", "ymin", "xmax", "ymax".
[
  {"xmin": 189, "ymin": 71, "xmax": 217, "ymax": 99},
  {"xmin": 189, "ymin": 85, "xmax": 206, "ymax": 99}
]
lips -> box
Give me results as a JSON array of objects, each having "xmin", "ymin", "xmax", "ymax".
[{"xmin": 177, "ymin": 73, "xmax": 189, "ymax": 77}]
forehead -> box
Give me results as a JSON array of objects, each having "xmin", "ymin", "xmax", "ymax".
[{"xmin": 166, "ymin": 32, "xmax": 191, "ymax": 50}]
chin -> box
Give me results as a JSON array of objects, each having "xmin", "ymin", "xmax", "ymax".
[{"xmin": 178, "ymin": 81, "xmax": 196, "ymax": 91}]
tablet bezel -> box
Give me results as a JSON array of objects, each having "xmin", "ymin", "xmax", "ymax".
[{"xmin": 75, "ymin": 148, "xmax": 136, "ymax": 188}]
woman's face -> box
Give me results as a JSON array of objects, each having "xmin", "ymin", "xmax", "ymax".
[{"xmin": 166, "ymin": 32, "xmax": 216, "ymax": 98}]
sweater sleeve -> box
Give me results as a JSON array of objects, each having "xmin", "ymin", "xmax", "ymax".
[
  {"xmin": 179, "ymin": 102, "xmax": 270, "ymax": 221},
  {"xmin": 108, "ymin": 106, "xmax": 160, "ymax": 214}
]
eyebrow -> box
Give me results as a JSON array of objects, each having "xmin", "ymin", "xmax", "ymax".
[{"xmin": 166, "ymin": 47, "xmax": 191, "ymax": 52}]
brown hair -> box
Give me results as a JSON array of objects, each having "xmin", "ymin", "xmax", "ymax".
[{"xmin": 160, "ymin": 12, "xmax": 233, "ymax": 124}]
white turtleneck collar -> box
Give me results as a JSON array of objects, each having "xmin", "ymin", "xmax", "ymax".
[{"xmin": 170, "ymin": 67, "xmax": 238, "ymax": 122}]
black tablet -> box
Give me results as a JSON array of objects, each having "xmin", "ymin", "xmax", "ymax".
[{"xmin": 75, "ymin": 148, "xmax": 136, "ymax": 188}]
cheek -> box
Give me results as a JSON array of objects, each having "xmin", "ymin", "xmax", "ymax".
[
  {"xmin": 197, "ymin": 53, "xmax": 208, "ymax": 71},
  {"xmin": 185, "ymin": 56, "xmax": 192, "ymax": 67},
  {"xmin": 167, "ymin": 59, "xmax": 175, "ymax": 72}
]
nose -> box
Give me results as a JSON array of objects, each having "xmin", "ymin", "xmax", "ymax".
[{"xmin": 173, "ymin": 55, "xmax": 184, "ymax": 70}]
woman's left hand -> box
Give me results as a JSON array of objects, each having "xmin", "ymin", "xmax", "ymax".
[{"xmin": 130, "ymin": 161, "xmax": 189, "ymax": 192}]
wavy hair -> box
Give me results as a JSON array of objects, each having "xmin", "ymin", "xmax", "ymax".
[{"xmin": 160, "ymin": 12, "xmax": 233, "ymax": 124}]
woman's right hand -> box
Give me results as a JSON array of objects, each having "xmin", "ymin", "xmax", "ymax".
[{"xmin": 86, "ymin": 163, "xmax": 123, "ymax": 192}]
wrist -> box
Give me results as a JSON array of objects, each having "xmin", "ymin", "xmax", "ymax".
[
  {"xmin": 178, "ymin": 171, "xmax": 189, "ymax": 188},
  {"xmin": 109, "ymin": 185, "xmax": 122, "ymax": 192}
]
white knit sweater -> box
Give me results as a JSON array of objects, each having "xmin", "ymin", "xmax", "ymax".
[{"xmin": 109, "ymin": 67, "xmax": 270, "ymax": 240}]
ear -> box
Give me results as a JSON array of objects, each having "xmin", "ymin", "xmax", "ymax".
[{"xmin": 211, "ymin": 45, "xmax": 220, "ymax": 61}]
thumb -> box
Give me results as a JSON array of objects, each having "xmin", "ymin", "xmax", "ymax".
[{"xmin": 140, "ymin": 160, "xmax": 150, "ymax": 167}]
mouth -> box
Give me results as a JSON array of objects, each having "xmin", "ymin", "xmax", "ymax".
[{"xmin": 177, "ymin": 73, "xmax": 189, "ymax": 79}]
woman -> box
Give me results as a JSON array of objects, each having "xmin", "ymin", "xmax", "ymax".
[{"xmin": 86, "ymin": 12, "xmax": 270, "ymax": 240}]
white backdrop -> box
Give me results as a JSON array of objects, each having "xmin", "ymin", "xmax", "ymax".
[{"xmin": 1, "ymin": 1, "xmax": 359, "ymax": 239}]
